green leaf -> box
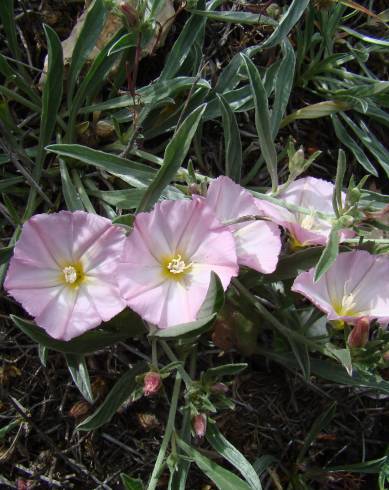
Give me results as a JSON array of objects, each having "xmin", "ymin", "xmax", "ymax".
[
  {"xmin": 206, "ymin": 421, "xmax": 262, "ymax": 490},
  {"xmin": 176, "ymin": 437, "xmax": 252, "ymax": 490},
  {"xmin": 217, "ymin": 94, "xmax": 242, "ymax": 182},
  {"xmin": 340, "ymin": 26, "xmax": 389, "ymax": 47},
  {"xmin": 266, "ymin": 247, "xmax": 323, "ymax": 281},
  {"xmin": 261, "ymin": 0, "xmax": 310, "ymax": 50},
  {"xmin": 0, "ymin": 0, "xmax": 23, "ymax": 66},
  {"xmin": 296, "ymin": 402, "xmax": 337, "ymax": 464},
  {"xmin": 314, "ymin": 228, "xmax": 340, "ymax": 282},
  {"xmin": 331, "ymin": 115, "xmax": 378, "ymax": 176},
  {"xmin": 65, "ymin": 353, "xmax": 94, "ymax": 404},
  {"xmin": 323, "ymin": 344, "xmax": 352, "ymax": 376},
  {"xmin": 325, "ymin": 456, "xmax": 388, "ymax": 474},
  {"xmin": 10, "ymin": 310, "xmax": 146, "ymax": 354},
  {"xmin": 152, "ymin": 315, "xmax": 216, "ymax": 340},
  {"xmin": 271, "ymin": 39, "xmax": 295, "ymax": 138},
  {"xmin": 60, "ymin": 159, "xmax": 85, "ymax": 211},
  {"xmin": 24, "ymin": 24, "xmax": 63, "ymax": 220},
  {"xmin": 242, "ymin": 55, "xmax": 278, "ymax": 192},
  {"xmin": 281, "ymin": 100, "xmax": 350, "ymax": 127},
  {"xmin": 77, "ymin": 362, "xmax": 147, "ymax": 431},
  {"xmin": 203, "ymin": 363, "xmax": 248, "ymax": 381},
  {"xmin": 189, "ymin": 10, "xmax": 277, "ymax": 26},
  {"xmin": 137, "ymin": 103, "xmax": 206, "ymax": 212},
  {"xmin": 67, "ymin": 0, "xmax": 108, "ymax": 104},
  {"xmin": 197, "ymin": 272, "xmax": 225, "ymax": 320},
  {"xmin": 46, "ymin": 144, "xmax": 155, "ymax": 188},
  {"xmin": 120, "ymin": 474, "xmax": 144, "ymax": 490},
  {"xmin": 66, "ymin": 29, "xmax": 125, "ymax": 142}
]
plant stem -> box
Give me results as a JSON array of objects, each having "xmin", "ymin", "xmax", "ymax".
[
  {"xmin": 151, "ymin": 336, "xmax": 158, "ymax": 368},
  {"xmin": 159, "ymin": 340, "xmax": 192, "ymax": 386},
  {"xmin": 147, "ymin": 372, "xmax": 182, "ymax": 490}
]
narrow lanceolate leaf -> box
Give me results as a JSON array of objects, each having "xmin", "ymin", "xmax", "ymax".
[
  {"xmin": 331, "ymin": 115, "xmax": 378, "ymax": 176},
  {"xmin": 46, "ymin": 144, "xmax": 155, "ymax": 188},
  {"xmin": 60, "ymin": 159, "xmax": 84, "ymax": 211},
  {"xmin": 206, "ymin": 422, "xmax": 262, "ymax": 490},
  {"xmin": 77, "ymin": 362, "xmax": 147, "ymax": 431},
  {"xmin": 10, "ymin": 311, "xmax": 145, "ymax": 355},
  {"xmin": 271, "ymin": 39, "xmax": 295, "ymax": 138},
  {"xmin": 25, "ymin": 24, "xmax": 63, "ymax": 220},
  {"xmin": 314, "ymin": 227, "xmax": 340, "ymax": 282},
  {"xmin": 120, "ymin": 474, "xmax": 144, "ymax": 490},
  {"xmin": 67, "ymin": 0, "xmax": 107, "ymax": 104},
  {"xmin": 260, "ymin": 0, "xmax": 310, "ymax": 50},
  {"xmin": 189, "ymin": 10, "xmax": 277, "ymax": 26},
  {"xmin": 217, "ymin": 94, "xmax": 242, "ymax": 183},
  {"xmin": 137, "ymin": 104, "xmax": 206, "ymax": 212},
  {"xmin": 281, "ymin": 100, "xmax": 350, "ymax": 127},
  {"xmin": 152, "ymin": 315, "xmax": 216, "ymax": 340},
  {"xmin": 176, "ymin": 437, "xmax": 252, "ymax": 490},
  {"xmin": 65, "ymin": 353, "xmax": 94, "ymax": 404},
  {"xmin": 242, "ymin": 55, "xmax": 278, "ymax": 192}
]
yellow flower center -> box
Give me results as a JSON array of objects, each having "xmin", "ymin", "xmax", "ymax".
[
  {"xmin": 333, "ymin": 293, "xmax": 357, "ymax": 317},
  {"xmin": 162, "ymin": 254, "xmax": 192, "ymax": 281},
  {"xmin": 61, "ymin": 262, "xmax": 85, "ymax": 288}
]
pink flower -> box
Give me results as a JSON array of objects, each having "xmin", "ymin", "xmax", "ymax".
[
  {"xmin": 5, "ymin": 211, "xmax": 126, "ymax": 341},
  {"xmin": 292, "ymin": 251, "xmax": 389, "ymax": 325},
  {"xmin": 256, "ymin": 177, "xmax": 354, "ymax": 247},
  {"xmin": 202, "ymin": 176, "xmax": 281, "ymax": 274},
  {"xmin": 117, "ymin": 199, "xmax": 238, "ymax": 329}
]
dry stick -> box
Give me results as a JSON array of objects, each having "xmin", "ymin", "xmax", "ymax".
[{"xmin": 8, "ymin": 396, "xmax": 111, "ymax": 490}]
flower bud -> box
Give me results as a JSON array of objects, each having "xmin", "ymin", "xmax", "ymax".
[
  {"xmin": 348, "ymin": 317, "xmax": 370, "ymax": 348},
  {"xmin": 383, "ymin": 351, "xmax": 389, "ymax": 362},
  {"xmin": 348, "ymin": 187, "xmax": 361, "ymax": 205},
  {"xmin": 211, "ymin": 383, "xmax": 229, "ymax": 394},
  {"xmin": 143, "ymin": 372, "xmax": 161, "ymax": 397},
  {"xmin": 193, "ymin": 413, "xmax": 207, "ymax": 438},
  {"xmin": 266, "ymin": 3, "xmax": 281, "ymax": 18},
  {"xmin": 119, "ymin": 1, "xmax": 139, "ymax": 27}
]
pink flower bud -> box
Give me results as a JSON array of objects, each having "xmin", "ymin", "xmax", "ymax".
[
  {"xmin": 143, "ymin": 372, "xmax": 161, "ymax": 397},
  {"xmin": 383, "ymin": 351, "xmax": 389, "ymax": 362},
  {"xmin": 193, "ymin": 414, "xmax": 207, "ymax": 438},
  {"xmin": 211, "ymin": 382, "xmax": 229, "ymax": 394},
  {"xmin": 348, "ymin": 317, "xmax": 370, "ymax": 348}
]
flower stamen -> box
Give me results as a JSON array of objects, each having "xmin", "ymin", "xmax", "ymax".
[
  {"xmin": 167, "ymin": 254, "xmax": 192, "ymax": 274},
  {"xmin": 63, "ymin": 265, "xmax": 78, "ymax": 284}
]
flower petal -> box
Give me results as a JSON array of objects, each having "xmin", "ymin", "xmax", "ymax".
[{"xmin": 233, "ymin": 220, "xmax": 281, "ymax": 273}]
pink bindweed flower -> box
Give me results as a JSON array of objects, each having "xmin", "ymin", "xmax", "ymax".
[
  {"xmin": 202, "ymin": 176, "xmax": 281, "ymax": 274},
  {"xmin": 291, "ymin": 250, "xmax": 389, "ymax": 326},
  {"xmin": 117, "ymin": 199, "xmax": 238, "ymax": 329},
  {"xmin": 256, "ymin": 177, "xmax": 354, "ymax": 247},
  {"xmin": 5, "ymin": 211, "xmax": 126, "ymax": 341}
]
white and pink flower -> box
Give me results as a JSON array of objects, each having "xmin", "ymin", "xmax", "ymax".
[
  {"xmin": 292, "ymin": 250, "xmax": 389, "ymax": 325},
  {"xmin": 117, "ymin": 198, "xmax": 239, "ymax": 329},
  {"xmin": 201, "ymin": 176, "xmax": 281, "ymax": 274},
  {"xmin": 256, "ymin": 177, "xmax": 354, "ymax": 247},
  {"xmin": 5, "ymin": 211, "xmax": 126, "ymax": 341}
]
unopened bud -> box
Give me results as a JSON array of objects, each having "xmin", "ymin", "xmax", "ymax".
[
  {"xmin": 266, "ymin": 3, "xmax": 281, "ymax": 18},
  {"xmin": 193, "ymin": 414, "xmax": 207, "ymax": 438},
  {"xmin": 348, "ymin": 188, "xmax": 361, "ymax": 205},
  {"xmin": 383, "ymin": 351, "xmax": 389, "ymax": 362},
  {"xmin": 143, "ymin": 372, "xmax": 161, "ymax": 397},
  {"xmin": 348, "ymin": 317, "xmax": 370, "ymax": 348},
  {"xmin": 211, "ymin": 383, "xmax": 229, "ymax": 394}
]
